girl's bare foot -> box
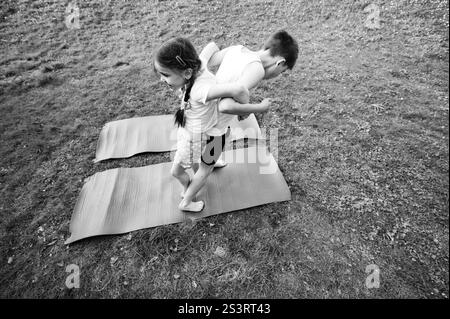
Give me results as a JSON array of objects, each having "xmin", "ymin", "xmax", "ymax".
[{"xmin": 179, "ymin": 199, "xmax": 205, "ymax": 212}]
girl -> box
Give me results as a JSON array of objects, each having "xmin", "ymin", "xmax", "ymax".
[{"xmin": 154, "ymin": 37, "xmax": 253, "ymax": 212}]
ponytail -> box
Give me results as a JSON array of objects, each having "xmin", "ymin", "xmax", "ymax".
[
  {"xmin": 174, "ymin": 108, "xmax": 186, "ymax": 128},
  {"xmin": 174, "ymin": 76, "xmax": 195, "ymax": 127}
]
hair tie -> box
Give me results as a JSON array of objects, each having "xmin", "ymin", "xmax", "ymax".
[
  {"xmin": 180, "ymin": 86, "xmax": 191, "ymax": 110},
  {"xmin": 180, "ymin": 99, "xmax": 191, "ymax": 111},
  {"xmin": 176, "ymin": 55, "xmax": 187, "ymax": 67},
  {"xmin": 180, "ymin": 100, "xmax": 190, "ymax": 111}
]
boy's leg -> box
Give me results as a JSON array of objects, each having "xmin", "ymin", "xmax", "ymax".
[
  {"xmin": 214, "ymin": 127, "xmax": 231, "ymax": 168},
  {"xmin": 191, "ymin": 132, "xmax": 202, "ymax": 174},
  {"xmin": 179, "ymin": 133, "xmax": 226, "ymax": 212}
]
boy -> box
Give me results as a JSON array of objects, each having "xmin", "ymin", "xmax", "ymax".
[{"xmin": 179, "ymin": 30, "xmax": 299, "ymax": 212}]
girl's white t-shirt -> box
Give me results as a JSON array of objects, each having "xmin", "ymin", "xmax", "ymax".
[{"xmin": 183, "ymin": 64, "xmax": 218, "ymax": 134}]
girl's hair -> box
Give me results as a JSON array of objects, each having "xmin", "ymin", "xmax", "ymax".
[{"xmin": 154, "ymin": 37, "xmax": 202, "ymax": 127}]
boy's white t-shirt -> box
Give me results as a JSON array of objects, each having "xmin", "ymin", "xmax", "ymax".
[
  {"xmin": 183, "ymin": 63, "xmax": 218, "ymax": 134},
  {"xmin": 206, "ymin": 45, "xmax": 262, "ymax": 136}
]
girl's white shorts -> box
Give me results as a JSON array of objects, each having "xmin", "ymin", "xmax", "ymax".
[{"xmin": 173, "ymin": 127, "xmax": 203, "ymax": 169}]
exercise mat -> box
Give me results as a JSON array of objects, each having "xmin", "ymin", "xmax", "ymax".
[
  {"xmin": 66, "ymin": 146, "xmax": 290, "ymax": 244},
  {"xmin": 94, "ymin": 114, "xmax": 264, "ymax": 162}
]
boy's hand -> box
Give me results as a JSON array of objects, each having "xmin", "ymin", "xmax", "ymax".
[
  {"xmin": 238, "ymin": 114, "xmax": 250, "ymax": 121},
  {"xmin": 259, "ymin": 98, "xmax": 272, "ymax": 113}
]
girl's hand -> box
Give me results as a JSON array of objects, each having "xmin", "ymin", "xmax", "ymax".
[{"xmin": 233, "ymin": 85, "xmax": 250, "ymax": 104}]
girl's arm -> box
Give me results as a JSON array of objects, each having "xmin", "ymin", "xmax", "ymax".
[
  {"xmin": 218, "ymin": 97, "xmax": 271, "ymax": 115},
  {"xmin": 213, "ymin": 62, "xmax": 267, "ymax": 115},
  {"xmin": 205, "ymin": 83, "xmax": 249, "ymax": 104},
  {"xmin": 206, "ymin": 84, "xmax": 270, "ymax": 115},
  {"xmin": 217, "ymin": 62, "xmax": 267, "ymax": 115}
]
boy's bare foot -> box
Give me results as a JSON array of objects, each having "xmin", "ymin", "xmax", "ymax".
[
  {"xmin": 179, "ymin": 199, "xmax": 205, "ymax": 212},
  {"xmin": 214, "ymin": 158, "xmax": 227, "ymax": 168}
]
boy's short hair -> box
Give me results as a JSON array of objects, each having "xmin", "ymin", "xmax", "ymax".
[{"xmin": 263, "ymin": 30, "xmax": 299, "ymax": 70}]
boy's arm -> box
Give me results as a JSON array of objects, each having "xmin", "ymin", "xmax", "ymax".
[
  {"xmin": 236, "ymin": 61, "xmax": 265, "ymax": 90},
  {"xmin": 207, "ymin": 46, "xmax": 232, "ymax": 69},
  {"xmin": 199, "ymin": 42, "xmax": 220, "ymax": 64}
]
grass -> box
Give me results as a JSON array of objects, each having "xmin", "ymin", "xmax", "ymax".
[{"xmin": 0, "ymin": 0, "xmax": 448, "ymax": 298}]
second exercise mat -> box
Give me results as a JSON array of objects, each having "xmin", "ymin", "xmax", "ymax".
[{"xmin": 94, "ymin": 114, "xmax": 265, "ymax": 162}]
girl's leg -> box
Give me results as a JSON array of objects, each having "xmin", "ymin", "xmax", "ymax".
[
  {"xmin": 171, "ymin": 163, "xmax": 190, "ymax": 195},
  {"xmin": 178, "ymin": 161, "xmax": 214, "ymax": 212},
  {"xmin": 179, "ymin": 163, "xmax": 198, "ymax": 198},
  {"xmin": 173, "ymin": 127, "xmax": 192, "ymax": 197},
  {"xmin": 179, "ymin": 133, "xmax": 226, "ymax": 212}
]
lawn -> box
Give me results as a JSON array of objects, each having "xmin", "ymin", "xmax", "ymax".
[{"xmin": 0, "ymin": 0, "xmax": 448, "ymax": 298}]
